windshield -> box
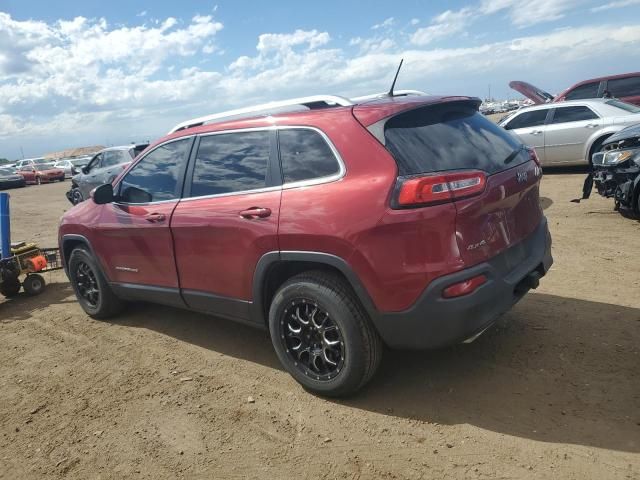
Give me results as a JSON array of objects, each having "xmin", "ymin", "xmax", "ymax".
[
  {"xmin": 606, "ymin": 100, "xmax": 640, "ymax": 113},
  {"xmin": 36, "ymin": 163, "xmax": 56, "ymax": 170},
  {"xmin": 384, "ymin": 103, "xmax": 529, "ymax": 175},
  {"xmin": 33, "ymin": 158, "xmax": 49, "ymax": 165}
]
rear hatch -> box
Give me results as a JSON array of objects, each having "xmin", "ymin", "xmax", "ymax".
[
  {"xmin": 360, "ymin": 99, "xmax": 543, "ymax": 267},
  {"xmin": 509, "ymin": 81, "xmax": 554, "ymax": 104}
]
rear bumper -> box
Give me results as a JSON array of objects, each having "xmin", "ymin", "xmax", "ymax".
[{"xmin": 371, "ymin": 218, "xmax": 553, "ymax": 350}]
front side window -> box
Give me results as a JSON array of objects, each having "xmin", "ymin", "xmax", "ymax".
[
  {"xmin": 279, "ymin": 129, "xmax": 341, "ymax": 183},
  {"xmin": 189, "ymin": 131, "xmax": 270, "ymax": 197},
  {"xmin": 550, "ymin": 106, "xmax": 598, "ymax": 124},
  {"xmin": 564, "ymin": 82, "xmax": 600, "ymax": 100},
  {"xmin": 504, "ymin": 109, "xmax": 548, "ymax": 130},
  {"xmin": 119, "ymin": 138, "xmax": 191, "ymax": 203},
  {"xmin": 102, "ymin": 151, "xmax": 126, "ymax": 168}
]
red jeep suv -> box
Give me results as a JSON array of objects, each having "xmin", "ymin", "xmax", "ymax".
[{"xmin": 59, "ymin": 93, "xmax": 553, "ymax": 396}]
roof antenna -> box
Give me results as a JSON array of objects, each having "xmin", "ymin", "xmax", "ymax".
[{"xmin": 387, "ymin": 58, "xmax": 404, "ymax": 97}]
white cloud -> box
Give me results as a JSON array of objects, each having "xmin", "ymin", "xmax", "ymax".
[
  {"xmin": 137, "ymin": 10, "xmax": 148, "ymax": 17},
  {"xmin": 1, "ymin": 10, "xmax": 640, "ymax": 157},
  {"xmin": 372, "ymin": 17, "xmax": 395, "ymax": 30},
  {"xmin": 591, "ymin": 0, "xmax": 640, "ymax": 11},
  {"xmin": 411, "ymin": 8, "xmax": 472, "ymax": 45},
  {"xmin": 480, "ymin": 0, "xmax": 585, "ymax": 27},
  {"xmin": 410, "ymin": 18, "xmax": 420, "ymax": 26}
]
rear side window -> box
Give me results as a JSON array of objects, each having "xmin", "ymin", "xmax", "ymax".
[
  {"xmin": 564, "ymin": 82, "xmax": 600, "ymax": 100},
  {"xmin": 606, "ymin": 100, "xmax": 640, "ymax": 113},
  {"xmin": 607, "ymin": 76, "xmax": 640, "ymax": 97},
  {"xmin": 384, "ymin": 103, "xmax": 527, "ymax": 175},
  {"xmin": 550, "ymin": 106, "xmax": 598, "ymax": 124},
  {"xmin": 190, "ymin": 131, "xmax": 270, "ymax": 197},
  {"xmin": 504, "ymin": 109, "xmax": 548, "ymax": 130},
  {"xmin": 279, "ymin": 129, "xmax": 340, "ymax": 183},
  {"xmin": 119, "ymin": 138, "xmax": 191, "ymax": 203}
]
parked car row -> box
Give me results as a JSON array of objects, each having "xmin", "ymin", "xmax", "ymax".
[{"xmin": 0, "ymin": 159, "xmax": 65, "ymax": 190}]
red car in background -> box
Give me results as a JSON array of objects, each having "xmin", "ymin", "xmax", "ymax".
[
  {"xmin": 18, "ymin": 162, "xmax": 65, "ymax": 184},
  {"xmin": 511, "ymin": 72, "xmax": 640, "ymax": 106}
]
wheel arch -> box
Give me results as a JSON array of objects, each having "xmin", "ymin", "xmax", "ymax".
[
  {"xmin": 251, "ymin": 251, "xmax": 378, "ymax": 326},
  {"xmin": 60, "ymin": 234, "xmax": 108, "ymax": 280},
  {"xmin": 585, "ymin": 131, "xmax": 615, "ymax": 162}
]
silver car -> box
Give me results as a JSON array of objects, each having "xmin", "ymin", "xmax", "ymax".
[
  {"xmin": 67, "ymin": 144, "xmax": 148, "ymax": 204},
  {"xmin": 498, "ymin": 99, "xmax": 640, "ymax": 166}
]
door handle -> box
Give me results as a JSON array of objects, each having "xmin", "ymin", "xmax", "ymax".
[
  {"xmin": 529, "ymin": 130, "xmax": 542, "ymax": 135},
  {"xmin": 145, "ymin": 213, "xmax": 166, "ymax": 223},
  {"xmin": 585, "ymin": 123, "xmax": 599, "ymax": 128},
  {"xmin": 239, "ymin": 207, "xmax": 271, "ymax": 219}
]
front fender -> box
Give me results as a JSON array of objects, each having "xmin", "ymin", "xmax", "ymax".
[{"xmin": 583, "ymin": 127, "xmax": 623, "ymax": 160}]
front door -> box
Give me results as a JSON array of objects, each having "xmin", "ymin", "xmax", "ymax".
[
  {"xmin": 544, "ymin": 105, "xmax": 603, "ymax": 165},
  {"xmin": 171, "ymin": 130, "xmax": 280, "ymax": 322},
  {"xmin": 93, "ymin": 137, "xmax": 193, "ymax": 304}
]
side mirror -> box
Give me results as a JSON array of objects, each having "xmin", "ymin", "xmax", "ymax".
[
  {"xmin": 92, "ymin": 183, "xmax": 114, "ymax": 204},
  {"xmin": 82, "ymin": 166, "xmax": 90, "ymax": 174}
]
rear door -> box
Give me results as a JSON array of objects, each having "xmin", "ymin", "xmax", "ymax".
[
  {"xmin": 502, "ymin": 108, "xmax": 549, "ymax": 164},
  {"xmin": 544, "ymin": 105, "xmax": 602, "ymax": 165},
  {"xmin": 383, "ymin": 101, "xmax": 543, "ymax": 266},
  {"xmin": 171, "ymin": 130, "xmax": 280, "ymax": 322},
  {"xmin": 93, "ymin": 137, "xmax": 193, "ymax": 302}
]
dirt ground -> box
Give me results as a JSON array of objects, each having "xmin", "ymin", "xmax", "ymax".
[{"xmin": 0, "ymin": 175, "xmax": 638, "ymax": 479}]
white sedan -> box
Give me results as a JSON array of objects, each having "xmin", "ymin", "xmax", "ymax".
[{"xmin": 498, "ymin": 99, "xmax": 640, "ymax": 166}]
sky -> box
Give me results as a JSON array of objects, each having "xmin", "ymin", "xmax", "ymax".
[{"xmin": 1, "ymin": 0, "xmax": 640, "ymax": 159}]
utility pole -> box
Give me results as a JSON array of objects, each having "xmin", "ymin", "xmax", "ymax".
[{"xmin": 20, "ymin": 146, "xmax": 25, "ymax": 159}]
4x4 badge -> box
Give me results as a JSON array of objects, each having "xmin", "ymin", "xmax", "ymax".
[{"xmin": 516, "ymin": 171, "xmax": 528, "ymax": 183}]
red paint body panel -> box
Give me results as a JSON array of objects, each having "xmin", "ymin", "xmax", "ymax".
[
  {"xmin": 171, "ymin": 190, "xmax": 281, "ymax": 300},
  {"xmin": 453, "ymin": 160, "xmax": 543, "ymax": 266},
  {"xmin": 93, "ymin": 202, "xmax": 180, "ymax": 288},
  {"xmin": 60, "ymin": 94, "xmax": 548, "ymax": 324}
]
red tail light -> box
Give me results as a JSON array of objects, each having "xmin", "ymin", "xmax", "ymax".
[
  {"xmin": 528, "ymin": 147, "xmax": 541, "ymax": 167},
  {"xmin": 393, "ymin": 170, "xmax": 487, "ymax": 208}
]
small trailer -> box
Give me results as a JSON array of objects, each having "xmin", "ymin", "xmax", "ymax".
[{"xmin": 0, "ymin": 192, "xmax": 62, "ymax": 298}]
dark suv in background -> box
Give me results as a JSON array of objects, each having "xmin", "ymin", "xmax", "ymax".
[
  {"xmin": 59, "ymin": 93, "xmax": 552, "ymax": 396},
  {"xmin": 66, "ymin": 144, "xmax": 148, "ymax": 204}
]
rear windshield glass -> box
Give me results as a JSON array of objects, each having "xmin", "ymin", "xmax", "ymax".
[
  {"xmin": 605, "ymin": 100, "xmax": 640, "ymax": 113},
  {"xmin": 383, "ymin": 103, "xmax": 528, "ymax": 175}
]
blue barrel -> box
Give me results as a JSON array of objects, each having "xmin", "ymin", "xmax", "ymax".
[{"xmin": 0, "ymin": 192, "xmax": 10, "ymax": 259}]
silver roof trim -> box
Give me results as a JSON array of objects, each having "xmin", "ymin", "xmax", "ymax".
[{"xmin": 168, "ymin": 95, "xmax": 353, "ymax": 134}]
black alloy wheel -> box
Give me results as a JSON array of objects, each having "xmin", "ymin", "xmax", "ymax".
[
  {"xmin": 75, "ymin": 261, "xmax": 100, "ymax": 308},
  {"xmin": 281, "ymin": 299, "xmax": 345, "ymax": 381}
]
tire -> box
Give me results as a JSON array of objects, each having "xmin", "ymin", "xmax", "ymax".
[
  {"xmin": 23, "ymin": 274, "xmax": 45, "ymax": 296},
  {"xmin": 71, "ymin": 188, "xmax": 83, "ymax": 205},
  {"xmin": 68, "ymin": 247, "xmax": 124, "ymax": 319},
  {"xmin": 0, "ymin": 276, "xmax": 21, "ymax": 298},
  {"xmin": 268, "ymin": 271, "xmax": 382, "ymax": 397}
]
